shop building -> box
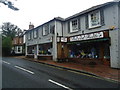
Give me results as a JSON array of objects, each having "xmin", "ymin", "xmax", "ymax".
[
  {"xmin": 62, "ymin": 1, "xmax": 120, "ymax": 68},
  {"xmin": 25, "ymin": 17, "xmax": 65, "ymax": 61},
  {"xmin": 25, "ymin": 1, "xmax": 120, "ymax": 68}
]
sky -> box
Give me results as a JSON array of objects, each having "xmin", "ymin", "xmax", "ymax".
[{"xmin": 0, "ymin": 0, "xmax": 112, "ymax": 30}]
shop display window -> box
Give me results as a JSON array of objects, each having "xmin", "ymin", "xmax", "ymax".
[
  {"xmin": 38, "ymin": 43, "xmax": 52, "ymax": 55},
  {"xmin": 68, "ymin": 43, "xmax": 99, "ymax": 59}
]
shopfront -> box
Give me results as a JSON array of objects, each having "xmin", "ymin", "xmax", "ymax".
[
  {"xmin": 27, "ymin": 45, "xmax": 36, "ymax": 58},
  {"xmin": 67, "ymin": 31, "xmax": 110, "ymax": 65},
  {"xmin": 38, "ymin": 43, "xmax": 53, "ymax": 60}
]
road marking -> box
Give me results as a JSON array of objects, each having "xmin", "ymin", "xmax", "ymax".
[
  {"xmin": 14, "ymin": 65, "xmax": 35, "ymax": 75},
  {"xmin": 48, "ymin": 79, "xmax": 73, "ymax": 90},
  {"xmin": 2, "ymin": 61, "xmax": 10, "ymax": 64}
]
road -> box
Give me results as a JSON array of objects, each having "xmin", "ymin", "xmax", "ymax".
[{"xmin": 2, "ymin": 57, "xmax": 119, "ymax": 89}]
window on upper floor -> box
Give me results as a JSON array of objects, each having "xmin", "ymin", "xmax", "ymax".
[
  {"xmin": 19, "ymin": 38, "xmax": 22, "ymax": 43},
  {"xmin": 33, "ymin": 30, "xmax": 38, "ymax": 38},
  {"xmin": 70, "ymin": 19, "xmax": 78, "ymax": 33},
  {"xmin": 43, "ymin": 24, "xmax": 49, "ymax": 36},
  {"xmin": 28, "ymin": 32, "xmax": 31, "ymax": 40},
  {"xmin": 88, "ymin": 11, "xmax": 101, "ymax": 28},
  {"xmin": 50, "ymin": 25, "xmax": 55, "ymax": 34},
  {"xmin": 14, "ymin": 39, "xmax": 16, "ymax": 44}
]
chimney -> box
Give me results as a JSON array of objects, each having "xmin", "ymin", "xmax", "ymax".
[{"xmin": 29, "ymin": 22, "xmax": 34, "ymax": 29}]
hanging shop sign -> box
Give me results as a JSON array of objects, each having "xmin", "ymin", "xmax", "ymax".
[
  {"xmin": 47, "ymin": 37, "xmax": 52, "ymax": 42},
  {"xmin": 57, "ymin": 37, "xmax": 67, "ymax": 42},
  {"xmin": 61, "ymin": 37, "xmax": 67, "ymax": 42},
  {"xmin": 70, "ymin": 31, "xmax": 104, "ymax": 42}
]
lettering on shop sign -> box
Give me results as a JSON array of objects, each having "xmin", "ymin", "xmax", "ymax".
[
  {"xmin": 61, "ymin": 37, "xmax": 67, "ymax": 42},
  {"xmin": 47, "ymin": 37, "xmax": 52, "ymax": 42},
  {"xmin": 70, "ymin": 32, "xmax": 104, "ymax": 42},
  {"xmin": 57, "ymin": 37, "xmax": 67, "ymax": 42},
  {"xmin": 57, "ymin": 37, "xmax": 60, "ymax": 42}
]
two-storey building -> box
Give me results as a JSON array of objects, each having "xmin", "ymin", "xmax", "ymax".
[
  {"xmin": 25, "ymin": 17, "xmax": 66, "ymax": 61},
  {"xmin": 25, "ymin": 1, "xmax": 120, "ymax": 68},
  {"xmin": 12, "ymin": 32, "xmax": 26, "ymax": 55}
]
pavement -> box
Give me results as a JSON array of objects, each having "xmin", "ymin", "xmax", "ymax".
[{"xmin": 13, "ymin": 56, "xmax": 120, "ymax": 82}]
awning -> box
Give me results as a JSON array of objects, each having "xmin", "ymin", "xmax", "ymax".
[{"xmin": 67, "ymin": 38, "xmax": 110, "ymax": 44}]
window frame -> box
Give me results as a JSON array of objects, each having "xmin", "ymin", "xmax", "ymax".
[
  {"xmin": 50, "ymin": 25, "xmax": 55, "ymax": 34},
  {"xmin": 27, "ymin": 32, "xmax": 31, "ymax": 40},
  {"xmin": 70, "ymin": 19, "xmax": 79, "ymax": 33},
  {"xmin": 88, "ymin": 10, "xmax": 101, "ymax": 29},
  {"xmin": 42, "ymin": 24, "xmax": 49, "ymax": 36},
  {"xmin": 33, "ymin": 29, "xmax": 38, "ymax": 38}
]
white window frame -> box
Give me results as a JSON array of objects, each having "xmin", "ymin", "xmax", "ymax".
[
  {"xmin": 18, "ymin": 46, "xmax": 21, "ymax": 52},
  {"xmin": 28, "ymin": 32, "xmax": 31, "ymax": 40},
  {"xmin": 50, "ymin": 25, "xmax": 55, "ymax": 34},
  {"xmin": 88, "ymin": 11, "xmax": 101, "ymax": 28},
  {"xmin": 43, "ymin": 25, "xmax": 49, "ymax": 36},
  {"xmin": 34, "ymin": 30, "xmax": 37, "ymax": 38},
  {"xmin": 70, "ymin": 19, "xmax": 78, "ymax": 33}
]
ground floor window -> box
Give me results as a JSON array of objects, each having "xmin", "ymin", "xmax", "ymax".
[
  {"xmin": 38, "ymin": 43, "xmax": 52, "ymax": 55},
  {"xmin": 27, "ymin": 46, "xmax": 35, "ymax": 54},
  {"xmin": 18, "ymin": 46, "xmax": 21, "ymax": 52},
  {"xmin": 68, "ymin": 41, "xmax": 110, "ymax": 59}
]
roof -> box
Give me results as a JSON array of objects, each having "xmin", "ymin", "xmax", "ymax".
[
  {"xmin": 25, "ymin": 17, "xmax": 65, "ymax": 33},
  {"xmin": 65, "ymin": 1, "xmax": 119, "ymax": 20},
  {"xmin": 25, "ymin": 0, "xmax": 119, "ymax": 33}
]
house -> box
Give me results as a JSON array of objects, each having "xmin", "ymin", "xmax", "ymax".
[
  {"xmin": 25, "ymin": 0, "xmax": 120, "ymax": 68},
  {"xmin": 12, "ymin": 31, "xmax": 26, "ymax": 55}
]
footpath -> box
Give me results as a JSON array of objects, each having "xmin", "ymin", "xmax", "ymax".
[{"xmin": 13, "ymin": 56, "xmax": 120, "ymax": 83}]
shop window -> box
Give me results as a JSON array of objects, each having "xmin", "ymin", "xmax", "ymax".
[
  {"xmin": 70, "ymin": 19, "xmax": 78, "ymax": 33},
  {"xmin": 38, "ymin": 43, "xmax": 52, "ymax": 55},
  {"xmin": 104, "ymin": 44, "xmax": 110, "ymax": 59},
  {"xmin": 43, "ymin": 24, "xmax": 49, "ymax": 36},
  {"xmin": 88, "ymin": 11, "xmax": 101, "ymax": 28},
  {"xmin": 68, "ymin": 43, "xmax": 99, "ymax": 59}
]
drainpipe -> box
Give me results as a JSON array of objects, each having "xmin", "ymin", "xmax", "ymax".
[
  {"xmin": 25, "ymin": 42, "xmax": 28, "ymax": 56},
  {"xmin": 62, "ymin": 22, "xmax": 63, "ymax": 37}
]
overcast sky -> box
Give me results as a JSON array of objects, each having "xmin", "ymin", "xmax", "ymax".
[{"xmin": 0, "ymin": 0, "xmax": 112, "ymax": 30}]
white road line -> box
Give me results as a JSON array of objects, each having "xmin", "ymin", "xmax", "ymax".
[
  {"xmin": 14, "ymin": 65, "xmax": 35, "ymax": 75},
  {"xmin": 2, "ymin": 61, "xmax": 10, "ymax": 64},
  {"xmin": 48, "ymin": 79, "xmax": 73, "ymax": 90}
]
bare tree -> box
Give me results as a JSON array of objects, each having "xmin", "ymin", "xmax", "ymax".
[{"xmin": 1, "ymin": 22, "xmax": 22, "ymax": 39}]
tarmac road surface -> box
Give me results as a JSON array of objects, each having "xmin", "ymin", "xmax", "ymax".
[{"xmin": 2, "ymin": 57, "xmax": 119, "ymax": 89}]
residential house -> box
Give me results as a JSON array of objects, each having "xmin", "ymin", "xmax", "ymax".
[{"xmin": 12, "ymin": 31, "xmax": 26, "ymax": 55}]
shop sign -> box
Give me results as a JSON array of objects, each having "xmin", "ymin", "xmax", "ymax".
[
  {"xmin": 61, "ymin": 37, "xmax": 67, "ymax": 42},
  {"xmin": 57, "ymin": 37, "xmax": 67, "ymax": 42},
  {"xmin": 47, "ymin": 37, "xmax": 52, "ymax": 42},
  {"xmin": 70, "ymin": 31, "xmax": 104, "ymax": 42}
]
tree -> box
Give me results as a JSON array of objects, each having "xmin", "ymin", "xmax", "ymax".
[
  {"xmin": 0, "ymin": 0, "xmax": 19, "ymax": 11},
  {"xmin": 1, "ymin": 22, "xmax": 22, "ymax": 39},
  {"xmin": 2, "ymin": 36, "xmax": 12, "ymax": 56},
  {"xmin": 1, "ymin": 22, "xmax": 22, "ymax": 56}
]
